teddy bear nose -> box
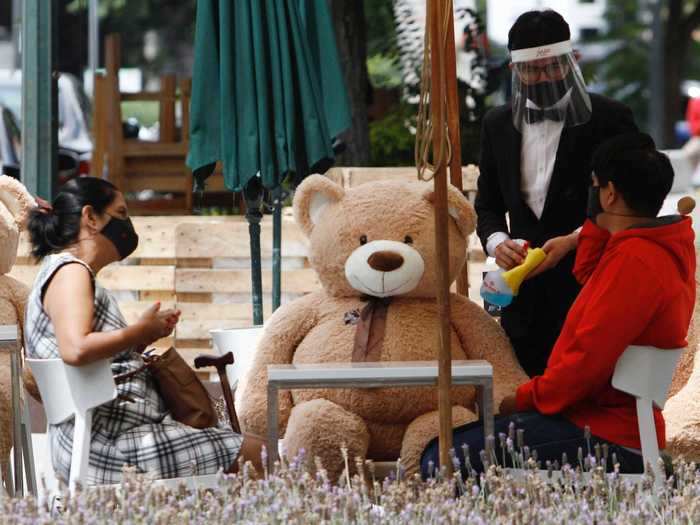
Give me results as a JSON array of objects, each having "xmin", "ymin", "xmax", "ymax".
[{"xmin": 367, "ymin": 251, "xmax": 404, "ymax": 272}]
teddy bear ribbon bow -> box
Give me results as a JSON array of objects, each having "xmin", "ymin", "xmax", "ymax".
[{"xmin": 351, "ymin": 296, "xmax": 392, "ymax": 362}]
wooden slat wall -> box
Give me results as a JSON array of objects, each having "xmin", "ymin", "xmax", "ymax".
[{"xmin": 11, "ymin": 214, "xmax": 314, "ymax": 371}]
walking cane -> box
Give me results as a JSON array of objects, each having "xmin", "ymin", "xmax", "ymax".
[{"xmin": 194, "ymin": 352, "xmax": 241, "ymax": 434}]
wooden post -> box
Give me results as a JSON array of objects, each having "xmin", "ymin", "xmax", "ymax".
[
  {"xmin": 444, "ymin": 8, "xmax": 469, "ymax": 297},
  {"xmin": 91, "ymin": 74, "xmax": 106, "ymax": 178},
  {"xmin": 429, "ymin": 0, "xmax": 454, "ymax": 474},
  {"xmin": 159, "ymin": 74, "xmax": 177, "ymax": 143},
  {"xmin": 105, "ymin": 34, "xmax": 126, "ymax": 191},
  {"xmin": 180, "ymin": 78, "xmax": 194, "ymax": 213}
]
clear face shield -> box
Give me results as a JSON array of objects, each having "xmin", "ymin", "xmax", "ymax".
[{"xmin": 510, "ymin": 40, "xmax": 592, "ymax": 132}]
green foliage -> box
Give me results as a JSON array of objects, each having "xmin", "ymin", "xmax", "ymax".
[
  {"xmin": 121, "ymin": 101, "xmax": 159, "ymax": 127},
  {"xmin": 594, "ymin": 0, "xmax": 700, "ymax": 134},
  {"xmin": 592, "ymin": 0, "xmax": 650, "ymax": 131},
  {"xmin": 369, "ymin": 103, "xmax": 415, "ymax": 166},
  {"xmin": 367, "ymin": 54, "xmax": 402, "ymax": 89},
  {"xmin": 364, "ymin": 0, "xmax": 398, "ymax": 57}
]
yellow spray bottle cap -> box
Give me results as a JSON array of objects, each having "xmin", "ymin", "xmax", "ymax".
[{"xmin": 501, "ymin": 246, "xmax": 547, "ymax": 295}]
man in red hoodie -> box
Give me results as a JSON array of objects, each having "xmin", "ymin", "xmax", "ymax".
[{"xmin": 422, "ymin": 132, "xmax": 695, "ymax": 476}]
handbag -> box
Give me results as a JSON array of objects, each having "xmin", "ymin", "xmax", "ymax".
[{"xmin": 115, "ymin": 347, "xmax": 218, "ymax": 429}]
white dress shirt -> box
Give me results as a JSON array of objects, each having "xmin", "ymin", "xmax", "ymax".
[{"xmin": 485, "ymin": 92, "xmax": 571, "ymax": 257}]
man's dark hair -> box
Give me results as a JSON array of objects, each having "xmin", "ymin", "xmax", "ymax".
[
  {"xmin": 591, "ymin": 132, "xmax": 674, "ymax": 217},
  {"xmin": 507, "ymin": 10, "xmax": 570, "ymax": 51}
]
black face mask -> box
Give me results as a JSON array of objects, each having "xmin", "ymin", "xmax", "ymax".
[
  {"xmin": 101, "ymin": 215, "xmax": 139, "ymax": 260},
  {"xmin": 525, "ymin": 78, "xmax": 570, "ymax": 108},
  {"xmin": 586, "ymin": 186, "xmax": 605, "ymax": 224}
]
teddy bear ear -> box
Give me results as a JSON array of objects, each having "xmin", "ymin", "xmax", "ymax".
[
  {"xmin": 293, "ymin": 174, "xmax": 345, "ymax": 237},
  {"xmin": 0, "ymin": 175, "xmax": 37, "ymax": 232},
  {"xmin": 422, "ymin": 184, "xmax": 477, "ymax": 238}
]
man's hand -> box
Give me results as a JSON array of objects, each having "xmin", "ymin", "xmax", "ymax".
[
  {"xmin": 495, "ymin": 240, "xmax": 527, "ymax": 270},
  {"xmin": 526, "ymin": 232, "xmax": 578, "ymax": 280},
  {"xmin": 498, "ymin": 395, "xmax": 518, "ymax": 416}
]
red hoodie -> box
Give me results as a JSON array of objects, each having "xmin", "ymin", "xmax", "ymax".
[{"xmin": 515, "ymin": 217, "xmax": 696, "ymax": 449}]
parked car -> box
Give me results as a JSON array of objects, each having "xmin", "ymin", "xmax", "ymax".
[
  {"xmin": 0, "ymin": 70, "xmax": 92, "ymax": 176},
  {"xmin": 0, "ymin": 103, "xmax": 80, "ymax": 185}
]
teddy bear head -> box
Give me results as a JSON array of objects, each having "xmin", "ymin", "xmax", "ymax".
[
  {"xmin": 293, "ymin": 175, "xmax": 475, "ymax": 299},
  {"xmin": 0, "ymin": 176, "xmax": 36, "ymax": 275}
]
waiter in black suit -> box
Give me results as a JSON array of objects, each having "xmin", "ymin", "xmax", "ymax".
[{"xmin": 475, "ymin": 10, "xmax": 637, "ymax": 377}]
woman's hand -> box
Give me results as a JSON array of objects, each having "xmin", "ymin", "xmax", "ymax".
[{"xmin": 137, "ymin": 302, "xmax": 181, "ymax": 346}]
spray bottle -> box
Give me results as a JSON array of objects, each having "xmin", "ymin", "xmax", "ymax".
[{"xmin": 480, "ymin": 241, "xmax": 547, "ymax": 307}]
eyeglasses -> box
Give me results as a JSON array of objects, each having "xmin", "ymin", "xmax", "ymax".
[{"xmin": 515, "ymin": 61, "xmax": 570, "ymax": 83}]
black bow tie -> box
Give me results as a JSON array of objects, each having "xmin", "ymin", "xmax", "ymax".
[{"xmin": 525, "ymin": 107, "xmax": 563, "ymax": 124}]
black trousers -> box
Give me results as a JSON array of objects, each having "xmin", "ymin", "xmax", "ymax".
[{"xmin": 421, "ymin": 412, "xmax": 644, "ymax": 478}]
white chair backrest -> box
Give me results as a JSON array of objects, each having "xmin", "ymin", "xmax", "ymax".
[
  {"xmin": 612, "ymin": 345, "xmax": 684, "ymax": 484},
  {"xmin": 612, "ymin": 345, "xmax": 684, "ymax": 409},
  {"xmin": 27, "ymin": 358, "xmax": 118, "ymax": 424},
  {"xmin": 210, "ymin": 326, "xmax": 264, "ymax": 389}
]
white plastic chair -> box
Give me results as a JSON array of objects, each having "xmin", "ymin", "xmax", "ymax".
[
  {"xmin": 612, "ymin": 344, "xmax": 684, "ymax": 483},
  {"xmin": 26, "ymin": 358, "xmax": 117, "ymax": 491},
  {"xmin": 210, "ymin": 326, "xmax": 264, "ymax": 393},
  {"xmin": 505, "ymin": 345, "xmax": 683, "ymax": 486},
  {"xmin": 28, "ymin": 357, "xmax": 236, "ymax": 496}
]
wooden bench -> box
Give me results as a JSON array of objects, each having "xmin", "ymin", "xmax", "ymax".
[{"xmin": 92, "ymin": 34, "xmax": 228, "ymax": 214}]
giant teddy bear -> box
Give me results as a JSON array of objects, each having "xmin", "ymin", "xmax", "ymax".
[
  {"xmin": 665, "ymin": 254, "xmax": 700, "ymax": 459},
  {"xmin": 0, "ymin": 175, "xmax": 35, "ymax": 480},
  {"xmin": 240, "ymin": 175, "xmax": 528, "ymax": 478}
]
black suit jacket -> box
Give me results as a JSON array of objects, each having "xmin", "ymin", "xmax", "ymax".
[{"xmin": 475, "ymin": 93, "xmax": 637, "ymax": 342}]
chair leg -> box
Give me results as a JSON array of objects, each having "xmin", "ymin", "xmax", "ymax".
[
  {"xmin": 69, "ymin": 410, "xmax": 92, "ymax": 492},
  {"xmin": 10, "ymin": 350, "xmax": 24, "ymax": 496},
  {"xmin": 636, "ymin": 397, "xmax": 662, "ymax": 483},
  {"xmin": 21, "ymin": 396, "xmax": 37, "ymax": 496},
  {"xmin": 2, "ymin": 461, "xmax": 14, "ymax": 497}
]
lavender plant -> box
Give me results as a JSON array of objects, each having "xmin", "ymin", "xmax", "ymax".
[{"xmin": 2, "ymin": 447, "xmax": 700, "ymax": 523}]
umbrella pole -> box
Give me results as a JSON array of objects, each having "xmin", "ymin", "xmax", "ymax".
[
  {"xmin": 272, "ymin": 187, "xmax": 283, "ymax": 312},
  {"xmin": 429, "ymin": 0, "xmax": 454, "ymax": 474},
  {"xmin": 444, "ymin": 9, "xmax": 469, "ymax": 297},
  {"xmin": 244, "ymin": 177, "xmax": 265, "ymax": 326}
]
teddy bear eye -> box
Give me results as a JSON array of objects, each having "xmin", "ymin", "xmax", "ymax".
[
  {"xmin": 404, "ymin": 235, "xmax": 413, "ymax": 245},
  {"xmin": 360, "ymin": 235, "xmax": 368, "ymax": 245}
]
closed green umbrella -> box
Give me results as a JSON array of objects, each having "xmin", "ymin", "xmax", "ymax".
[{"xmin": 187, "ymin": 0, "xmax": 351, "ymax": 324}]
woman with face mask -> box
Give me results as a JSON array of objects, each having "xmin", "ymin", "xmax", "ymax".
[{"xmin": 24, "ymin": 177, "xmax": 264, "ymax": 485}]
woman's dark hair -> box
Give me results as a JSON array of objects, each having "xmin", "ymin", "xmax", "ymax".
[
  {"xmin": 28, "ymin": 177, "xmax": 118, "ymax": 259},
  {"xmin": 507, "ymin": 10, "xmax": 570, "ymax": 51},
  {"xmin": 592, "ymin": 132, "xmax": 674, "ymax": 218}
]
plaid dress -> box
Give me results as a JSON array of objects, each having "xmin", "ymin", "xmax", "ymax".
[{"xmin": 25, "ymin": 253, "xmax": 242, "ymax": 485}]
